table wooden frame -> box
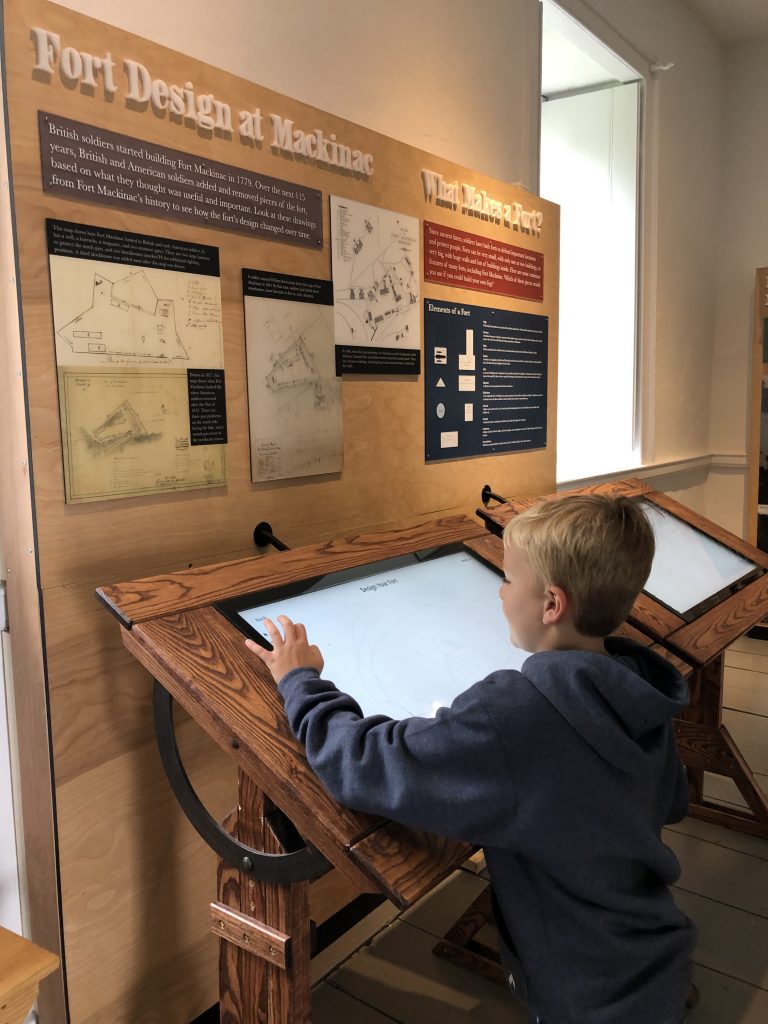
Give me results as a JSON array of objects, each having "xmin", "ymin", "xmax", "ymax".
[{"xmin": 97, "ymin": 515, "xmax": 486, "ymax": 1024}]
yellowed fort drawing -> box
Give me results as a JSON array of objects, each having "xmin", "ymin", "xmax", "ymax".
[
  {"xmin": 49, "ymin": 251, "xmax": 226, "ymax": 502},
  {"xmin": 59, "ymin": 368, "xmax": 226, "ymax": 502},
  {"xmin": 244, "ymin": 296, "xmax": 342, "ymax": 482},
  {"xmin": 57, "ymin": 269, "xmax": 189, "ymax": 361},
  {"xmin": 50, "ymin": 256, "xmax": 223, "ymax": 368}
]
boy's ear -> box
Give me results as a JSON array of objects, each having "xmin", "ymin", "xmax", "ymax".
[{"xmin": 542, "ymin": 584, "xmax": 568, "ymax": 625}]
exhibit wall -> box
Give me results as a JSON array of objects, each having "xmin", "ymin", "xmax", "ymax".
[
  {"xmin": 0, "ymin": 1, "xmax": 556, "ymax": 1021},
  {"xmin": 710, "ymin": 35, "xmax": 768, "ymax": 535}
]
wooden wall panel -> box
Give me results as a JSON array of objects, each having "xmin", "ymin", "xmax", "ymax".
[
  {"xmin": 0, "ymin": 31, "xmax": 66, "ymax": 1017},
  {"xmin": 1, "ymin": 1, "xmax": 558, "ymax": 1020},
  {"xmin": 56, "ymin": 722, "xmax": 236, "ymax": 1023},
  {"xmin": 43, "ymin": 584, "xmax": 154, "ymax": 785},
  {"xmin": 5, "ymin": 1, "xmax": 559, "ymax": 592}
]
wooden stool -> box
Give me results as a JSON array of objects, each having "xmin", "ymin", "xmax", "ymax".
[{"xmin": 0, "ymin": 927, "xmax": 59, "ymax": 1024}]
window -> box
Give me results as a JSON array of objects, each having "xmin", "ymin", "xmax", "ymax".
[{"xmin": 540, "ymin": 1, "xmax": 643, "ymax": 483}]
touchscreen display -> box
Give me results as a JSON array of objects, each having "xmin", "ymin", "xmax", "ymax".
[
  {"xmin": 227, "ymin": 549, "xmax": 528, "ymax": 720},
  {"xmin": 642, "ymin": 504, "xmax": 759, "ymax": 617}
]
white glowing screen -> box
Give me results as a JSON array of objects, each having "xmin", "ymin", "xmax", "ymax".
[
  {"xmin": 643, "ymin": 505, "xmax": 757, "ymax": 616},
  {"xmin": 236, "ymin": 550, "xmax": 527, "ymax": 720}
]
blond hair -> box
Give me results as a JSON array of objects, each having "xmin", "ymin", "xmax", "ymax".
[{"xmin": 503, "ymin": 494, "xmax": 655, "ymax": 637}]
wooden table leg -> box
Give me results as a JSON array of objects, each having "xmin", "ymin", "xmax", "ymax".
[
  {"xmin": 676, "ymin": 654, "xmax": 768, "ymax": 837},
  {"xmin": 432, "ymin": 884, "xmax": 505, "ymax": 986},
  {"xmin": 215, "ymin": 772, "xmax": 312, "ymax": 1024}
]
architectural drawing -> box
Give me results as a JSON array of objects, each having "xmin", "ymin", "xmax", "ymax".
[
  {"xmin": 244, "ymin": 293, "xmax": 342, "ymax": 483},
  {"xmin": 58, "ymin": 270, "xmax": 188, "ymax": 361},
  {"xmin": 87, "ymin": 399, "xmax": 152, "ymax": 453},
  {"xmin": 265, "ymin": 337, "xmax": 332, "ymax": 412},
  {"xmin": 330, "ymin": 196, "xmax": 420, "ymax": 350},
  {"xmin": 49, "ymin": 255, "xmax": 224, "ymax": 370},
  {"xmin": 49, "ymin": 247, "xmax": 227, "ymax": 502},
  {"xmin": 59, "ymin": 367, "xmax": 226, "ymax": 503}
]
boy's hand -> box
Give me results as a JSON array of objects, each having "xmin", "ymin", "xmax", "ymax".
[{"xmin": 245, "ymin": 615, "xmax": 324, "ymax": 683}]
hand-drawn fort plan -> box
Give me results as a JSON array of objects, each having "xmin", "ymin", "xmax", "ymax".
[
  {"xmin": 48, "ymin": 243, "xmax": 226, "ymax": 502},
  {"xmin": 330, "ymin": 196, "xmax": 420, "ymax": 354},
  {"xmin": 244, "ymin": 290, "xmax": 342, "ymax": 482}
]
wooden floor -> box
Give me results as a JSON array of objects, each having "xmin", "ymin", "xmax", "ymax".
[{"xmin": 308, "ymin": 635, "xmax": 768, "ymax": 1023}]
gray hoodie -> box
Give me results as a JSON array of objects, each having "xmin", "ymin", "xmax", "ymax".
[{"xmin": 279, "ymin": 636, "xmax": 696, "ymax": 1023}]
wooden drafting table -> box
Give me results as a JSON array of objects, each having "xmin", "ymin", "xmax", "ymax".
[
  {"xmin": 97, "ymin": 515, "xmax": 497, "ymax": 1024},
  {"xmin": 477, "ymin": 477, "xmax": 768, "ymax": 839}
]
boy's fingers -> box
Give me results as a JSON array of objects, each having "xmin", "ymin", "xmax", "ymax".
[
  {"xmin": 263, "ymin": 617, "xmax": 282, "ymax": 644},
  {"xmin": 277, "ymin": 615, "xmax": 295, "ymax": 640},
  {"xmin": 245, "ymin": 638, "xmax": 272, "ymax": 662},
  {"xmin": 295, "ymin": 622, "xmax": 309, "ymax": 644}
]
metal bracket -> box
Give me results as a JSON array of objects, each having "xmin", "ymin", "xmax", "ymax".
[
  {"xmin": 153, "ymin": 682, "xmax": 331, "ymax": 883},
  {"xmin": 253, "ymin": 521, "xmax": 289, "ymax": 551},
  {"xmin": 481, "ymin": 484, "xmax": 506, "ymax": 507}
]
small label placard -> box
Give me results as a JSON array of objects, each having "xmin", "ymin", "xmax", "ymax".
[{"xmin": 188, "ymin": 369, "xmax": 228, "ymax": 445}]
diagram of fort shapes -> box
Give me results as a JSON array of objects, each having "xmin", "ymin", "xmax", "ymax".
[{"xmin": 330, "ymin": 196, "xmax": 420, "ymax": 349}]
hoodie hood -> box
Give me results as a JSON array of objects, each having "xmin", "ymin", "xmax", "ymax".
[{"xmin": 521, "ymin": 637, "xmax": 689, "ymax": 774}]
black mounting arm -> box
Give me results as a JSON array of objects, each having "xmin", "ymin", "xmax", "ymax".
[
  {"xmin": 481, "ymin": 484, "xmax": 507, "ymax": 507},
  {"xmin": 153, "ymin": 682, "xmax": 331, "ymax": 884},
  {"xmin": 253, "ymin": 521, "xmax": 289, "ymax": 551}
]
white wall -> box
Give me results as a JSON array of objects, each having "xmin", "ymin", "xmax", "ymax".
[
  {"xmin": 710, "ymin": 36, "xmax": 768, "ymax": 535},
  {"xmin": 50, "ymin": 0, "xmax": 542, "ymax": 189},
  {"xmin": 565, "ymin": 0, "xmax": 723, "ymax": 458}
]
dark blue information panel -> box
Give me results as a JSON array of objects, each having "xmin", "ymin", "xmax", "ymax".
[{"xmin": 424, "ymin": 300, "xmax": 548, "ymax": 461}]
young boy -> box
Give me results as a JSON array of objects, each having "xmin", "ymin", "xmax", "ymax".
[{"xmin": 246, "ymin": 494, "xmax": 696, "ymax": 1023}]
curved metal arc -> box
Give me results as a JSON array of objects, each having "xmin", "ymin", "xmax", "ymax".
[{"xmin": 153, "ymin": 681, "xmax": 331, "ymax": 883}]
